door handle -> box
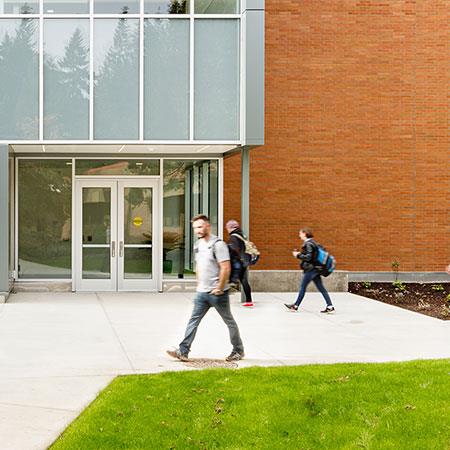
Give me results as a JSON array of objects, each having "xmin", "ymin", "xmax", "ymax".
[
  {"xmin": 119, "ymin": 241, "xmax": 124, "ymax": 258},
  {"xmin": 111, "ymin": 241, "xmax": 116, "ymax": 257}
]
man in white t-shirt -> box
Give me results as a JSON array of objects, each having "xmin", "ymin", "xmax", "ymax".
[{"xmin": 167, "ymin": 214, "xmax": 244, "ymax": 362}]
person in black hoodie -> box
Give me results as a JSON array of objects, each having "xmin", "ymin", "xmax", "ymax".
[
  {"xmin": 285, "ymin": 227, "xmax": 335, "ymax": 313},
  {"xmin": 226, "ymin": 219, "xmax": 254, "ymax": 307}
]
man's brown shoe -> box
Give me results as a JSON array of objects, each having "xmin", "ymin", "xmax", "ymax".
[{"xmin": 166, "ymin": 348, "xmax": 189, "ymax": 362}]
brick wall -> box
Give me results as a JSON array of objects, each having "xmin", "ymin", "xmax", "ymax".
[{"xmin": 225, "ymin": 0, "xmax": 449, "ymax": 272}]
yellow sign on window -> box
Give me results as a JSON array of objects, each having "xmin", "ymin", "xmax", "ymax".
[{"xmin": 133, "ymin": 216, "xmax": 143, "ymax": 227}]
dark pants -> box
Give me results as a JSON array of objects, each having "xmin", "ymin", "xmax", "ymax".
[
  {"xmin": 179, "ymin": 291, "xmax": 244, "ymax": 356},
  {"xmin": 239, "ymin": 266, "xmax": 252, "ymax": 302},
  {"xmin": 295, "ymin": 269, "xmax": 333, "ymax": 308}
]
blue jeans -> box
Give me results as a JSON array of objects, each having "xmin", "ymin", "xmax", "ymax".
[
  {"xmin": 295, "ymin": 269, "xmax": 333, "ymax": 308},
  {"xmin": 179, "ymin": 291, "xmax": 244, "ymax": 356}
]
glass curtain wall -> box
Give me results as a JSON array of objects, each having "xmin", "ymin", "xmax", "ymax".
[
  {"xmin": 18, "ymin": 160, "xmax": 72, "ymax": 278},
  {"xmin": 163, "ymin": 159, "xmax": 218, "ymax": 278},
  {"xmin": 0, "ymin": 1, "xmax": 240, "ymax": 142}
]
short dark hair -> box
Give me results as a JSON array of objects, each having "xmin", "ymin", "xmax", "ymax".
[
  {"xmin": 300, "ymin": 227, "xmax": 314, "ymax": 238},
  {"xmin": 191, "ymin": 214, "xmax": 210, "ymax": 224}
]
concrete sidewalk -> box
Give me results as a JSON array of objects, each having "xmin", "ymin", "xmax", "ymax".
[{"xmin": 0, "ymin": 291, "xmax": 449, "ymax": 449}]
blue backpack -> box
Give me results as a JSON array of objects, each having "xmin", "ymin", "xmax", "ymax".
[{"xmin": 314, "ymin": 243, "xmax": 336, "ymax": 277}]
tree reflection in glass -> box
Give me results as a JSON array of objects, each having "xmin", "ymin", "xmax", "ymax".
[
  {"xmin": 94, "ymin": 17, "xmax": 139, "ymax": 139},
  {"xmin": 144, "ymin": 0, "xmax": 189, "ymax": 14},
  {"xmin": 0, "ymin": 18, "xmax": 38, "ymax": 139},
  {"xmin": 44, "ymin": 20, "xmax": 89, "ymax": 139}
]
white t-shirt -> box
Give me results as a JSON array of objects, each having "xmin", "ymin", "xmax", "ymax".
[{"xmin": 194, "ymin": 235, "xmax": 230, "ymax": 293}]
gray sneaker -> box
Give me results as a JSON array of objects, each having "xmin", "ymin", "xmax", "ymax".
[
  {"xmin": 166, "ymin": 348, "xmax": 189, "ymax": 362},
  {"xmin": 225, "ymin": 351, "xmax": 244, "ymax": 362}
]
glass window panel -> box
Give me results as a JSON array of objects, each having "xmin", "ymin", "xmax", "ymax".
[
  {"xmin": 0, "ymin": 19, "xmax": 38, "ymax": 140},
  {"xmin": 195, "ymin": 0, "xmax": 238, "ymax": 14},
  {"xmin": 163, "ymin": 159, "xmax": 219, "ymax": 278},
  {"xmin": 94, "ymin": 19, "xmax": 139, "ymax": 140},
  {"xmin": 209, "ymin": 160, "xmax": 218, "ymax": 235},
  {"xmin": 82, "ymin": 188, "xmax": 111, "ymax": 244},
  {"xmin": 76, "ymin": 159, "xmax": 160, "ymax": 175},
  {"xmin": 144, "ymin": 19, "xmax": 189, "ymax": 140},
  {"xmin": 144, "ymin": 0, "xmax": 189, "ymax": 14},
  {"xmin": 44, "ymin": 19, "xmax": 89, "ymax": 140},
  {"xmin": 194, "ymin": 20, "xmax": 239, "ymax": 140},
  {"xmin": 124, "ymin": 188, "xmax": 152, "ymax": 245},
  {"xmin": 9, "ymin": 157, "xmax": 14, "ymax": 277},
  {"xmin": 124, "ymin": 248, "xmax": 152, "ymax": 279},
  {"xmin": 94, "ymin": 0, "xmax": 139, "ymax": 14},
  {"xmin": 44, "ymin": 0, "xmax": 89, "ymax": 13},
  {"xmin": 2, "ymin": 1, "xmax": 39, "ymax": 13},
  {"xmin": 82, "ymin": 248, "xmax": 110, "ymax": 279},
  {"xmin": 18, "ymin": 160, "xmax": 72, "ymax": 279}
]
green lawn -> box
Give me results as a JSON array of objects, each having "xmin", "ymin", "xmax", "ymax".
[{"xmin": 51, "ymin": 360, "xmax": 450, "ymax": 449}]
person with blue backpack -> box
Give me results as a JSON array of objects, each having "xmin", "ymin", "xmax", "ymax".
[{"xmin": 284, "ymin": 227, "xmax": 335, "ymax": 313}]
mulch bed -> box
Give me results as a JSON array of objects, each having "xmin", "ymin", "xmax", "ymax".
[{"xmin": 349, "ymin": 282, "xmax": 450, "ymax": 320}]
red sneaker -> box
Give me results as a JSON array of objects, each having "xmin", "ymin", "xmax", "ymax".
[{"xmin": 242, "ymin": 302, "xmax": 254, "ymax": 307}]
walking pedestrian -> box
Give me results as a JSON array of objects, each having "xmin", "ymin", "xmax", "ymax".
[
  {"xmin": 284, "ymin": 227, "xmax": 335, "ymax": 313},
  {"xmin": 226, "ymin": 219, "xmax": 254, "ymax": 307},
  {"xmin": 167, "ymin": 214, "xmax": 245, "ymax": 362}
]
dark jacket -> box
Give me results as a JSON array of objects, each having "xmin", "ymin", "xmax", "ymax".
[
  {"xmin": 228, "ymin": 228, "xmax": 247, "ymax": 266},
  {"xmin": 297, "ymin": 239, "xmax": 317, "ymax": 272}
]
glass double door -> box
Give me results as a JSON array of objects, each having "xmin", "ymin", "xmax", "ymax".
[{"xmin": 75, "ymin": 179, "xmax": 159, "ymax": 291}]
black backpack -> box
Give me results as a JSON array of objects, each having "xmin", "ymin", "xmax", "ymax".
[{"xmin": 212, "ymin": 239, "xmax": 241, "ymax": 283}]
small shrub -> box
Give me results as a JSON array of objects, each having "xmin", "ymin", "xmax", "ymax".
[
  {"xmin": 362, "ymin": 281, "xmax": 372, "ymax": 289},
  {"xmin": 431, "ymin": 284, "xmax": 444, "ymax": 292},
  {"xmin": 391, "ymin": 259, "xmax": 400, "ymax": 282},
  {"xmin": 392, "ymin": 281, "xmax": 406, "ymax": 292},
  {"xmin": 446, "ymin": 293, "xmax": 450, "ymax": 304}
]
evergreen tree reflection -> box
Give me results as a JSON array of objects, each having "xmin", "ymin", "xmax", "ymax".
[
  {"xmin": 44, "ymin": 25, "xmax": 89, "ymax": 139},
  {"xmin": 0, "ymin": 17, "xmax": 38, "ymax": 139},
  {"xmin": 95, "ymin": 15, "xmax": 139, "ymax": 139}
]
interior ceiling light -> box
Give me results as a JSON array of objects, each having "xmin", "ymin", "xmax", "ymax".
[
  {"xmin": 42, "ymin": 145, "xmax": 46, "ymax": 152},
  {"xmin": 118, "ymin": 145, "xmax": 126, "ymax": 153},
  {"xmin": 147, "ymin": 147, "xmax": 155, "ymax": 152}
]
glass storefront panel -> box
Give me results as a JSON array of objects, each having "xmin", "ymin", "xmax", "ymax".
[
  {"xmin": 144, "ymin": 19, "xmax": 189, "ymax": 140},
  {"xmin": 124, "ymin": 248, "xmax": 152, "ymax": 279},
  {"xmin": 76, "ymin": 159, "xmax": 160, "ymax": 175},
  {"xmin": 43, "ymin": 0, "xmax": 89, "ymax": 14},
  {"xmin": 144, "ymin": 0, "xmax": 189, "ymax": 14},
  {"xmin": 163, "ymin": 159, "xmax": 218, "ymax": 278},
  {"xmin": 18, "ymin": 160, "xmax": 72, "ymax": 279},
  {"xmin": 8, "ymin": 157, "xmax": 14, "ymax": 280},
  {"xmin": 82, "ymin": 247, "xmax": 110, "ymax": 279},
  {"xmin": 94, "ymin": 19, "xmax": 139, "ymax": 139},
  {"xmin": 44, "ymin": 19, "xmax": 89, "ymax": 140},
  {"xmin": 82, "ymin": 187, "xmax": 111, "ymax": 245},
  {"xmin": 123, "ymin": 187, "xmax": 152, "ymax": 245},
  {"xmin": 194, "ymin": 19, "xmax": 239, "ymax": 140},
  {"xmin": 195, "ymin": 0, "xmax": 238, "ymax": 14},
  {"xmin": 94, "ymin": 0, "xmax": 139, "ymax": 14},
  {"xmin": 1, "ymin": 0, "xmax": 39, "ymax": 13},
  {"xmin": 0, "ymin": 19, "xmax": 39, "ymax": 140}
]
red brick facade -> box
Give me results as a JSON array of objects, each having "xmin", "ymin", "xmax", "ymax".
[{"xmin": 225, "ymin": 0, "xmax": 449, "ymax": 272}]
